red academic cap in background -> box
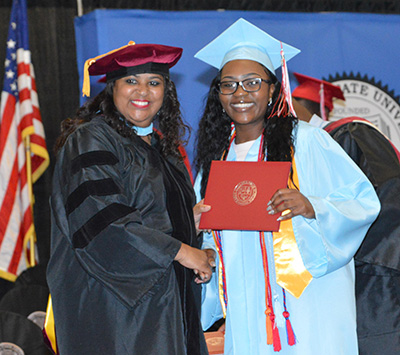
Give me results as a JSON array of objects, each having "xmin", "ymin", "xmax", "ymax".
[
  {"xmin": 292, "ymin": 72, "xmax": 345, "ymax": 112},
  {"xmin": 82, "ymin": 41, "xmax": 183, "ymax": 97}
]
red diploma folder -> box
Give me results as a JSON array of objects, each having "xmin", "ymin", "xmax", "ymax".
[{"xmin": 199, "ymin": 161, "xmax": 292, "ymax": 231}]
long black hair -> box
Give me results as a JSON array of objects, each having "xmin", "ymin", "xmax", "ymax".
[
  {"xmin": 54, "ymin": 76, "xmax": 189, "ymax": 159},
  {"xmin": 194, "ymin": 67, "xmax": 298, "ymax": 198}
]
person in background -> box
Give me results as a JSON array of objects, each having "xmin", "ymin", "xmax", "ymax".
[
  {"xmin": 291, "ymin": 72, "xmax": 345, "ymax": 125},
  {"xmin": 293, "ymin": 72, "xmax": 400, "ymax": 355},
  {"xmin": 192, "ymin": 18, "xmax": 380, "ymax": 355},
  {"xmin": 47, "ymin": 41, "xmax": 214, "ymax": 355}
]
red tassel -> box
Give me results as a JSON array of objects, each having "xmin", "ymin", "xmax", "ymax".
[
  {"xmin": 272, "ymin": 323, "xmax": 282, "ymax": 352},
  {"xmin": 269, "ymin": 313, "xmax": 282, "ymax": 352},
  {"xmin": 283, "ymin": 311, "xmax": 296, "ymax": 346}
]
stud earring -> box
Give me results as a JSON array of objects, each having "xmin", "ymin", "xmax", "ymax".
[{"xmin": 268, "ymin": 98, "xmax": 272, "ymax": 106}]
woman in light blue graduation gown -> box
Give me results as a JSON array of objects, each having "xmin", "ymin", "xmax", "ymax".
[{"xmin": 193, "ymin": 19, "xmax": 380, "ymax": 355}]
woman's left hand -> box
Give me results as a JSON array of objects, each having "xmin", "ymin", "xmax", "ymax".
[
  {"xmin": 267, "ymin": 188, "xmax": 315, "ymax": 221},
  {"xmin": 193, "ymin": 199, "xmax": 212, "ymax": 235}
]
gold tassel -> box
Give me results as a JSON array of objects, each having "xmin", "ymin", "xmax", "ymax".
[{"xmin": 82, "ymin": 41, "xmax": 136, "ymax": 97}]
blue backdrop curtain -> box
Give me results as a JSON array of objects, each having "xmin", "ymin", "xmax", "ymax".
[{"xmin": 75, "ymin": 10, "xmax": 400, "ymax": 165}]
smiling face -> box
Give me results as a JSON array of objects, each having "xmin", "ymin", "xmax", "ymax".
[
  {"xmin": 113, "ymin": 73, "xmax": 165, "ymax": 128},
  {"xmin": 219, "ymin": 59, "xmax": 275, "ymax": 142}
]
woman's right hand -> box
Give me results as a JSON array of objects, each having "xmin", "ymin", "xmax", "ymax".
[{"xmin": 174, "ymin": 244, "xmax": 216, "ymax": 283}]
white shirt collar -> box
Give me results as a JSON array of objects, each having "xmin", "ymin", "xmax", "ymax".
[{"xmin": 309, "ymin": 114, "xmax": 329, "ymax": 128}]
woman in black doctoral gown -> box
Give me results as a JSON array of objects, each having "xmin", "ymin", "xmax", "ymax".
[{"xmin": 47, "ymin": 42, "xmax": 214, "ymax": 355}]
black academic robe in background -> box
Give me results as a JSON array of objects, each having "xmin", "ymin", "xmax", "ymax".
[
  {"xmin": 47, "ymin": 116, "xmax": 207, "ymax": 355},
  {"xmin": 325, "ymin": 118, "xmax": 400, "ymax": 355}
]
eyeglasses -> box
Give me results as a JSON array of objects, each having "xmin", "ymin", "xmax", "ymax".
[{"xmin": 218, "ymin": 78, "xmax": 272, "ymax": 95}]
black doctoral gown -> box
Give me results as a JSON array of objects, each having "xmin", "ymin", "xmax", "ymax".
[
  {"xmin": 47, "ymin": 116, "xmax": 208, "ymax": 355},
  {"xmin": 325, "ymin": 118, "xmax": 400, "ymax": 355}
]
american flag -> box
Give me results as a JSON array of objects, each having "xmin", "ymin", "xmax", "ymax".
[{"xmin": 0, "ymin": 0, "xmax": 49, "ymax": 281}]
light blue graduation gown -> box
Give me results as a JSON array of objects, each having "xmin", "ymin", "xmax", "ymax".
[{"xmin": 194, "ymin": 121, "xmax": 380, "ymax": 355}]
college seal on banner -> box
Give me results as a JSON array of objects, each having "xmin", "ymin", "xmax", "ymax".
[
  {"xmin": 326, "ymin": 72, "xmax": 400, "ymax": 151},
  {"xmin": 233, "ymin": 180, "xmax": 257, "ymax": 206}
]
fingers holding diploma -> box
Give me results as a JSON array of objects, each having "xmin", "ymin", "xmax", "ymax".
[
  {"xmin": 267, "ymin": 188, "xmax": 316, "ymax": 221},
  {"xmin": 193, "ymin": 199, "xmax": 212, "ymax": 235}
]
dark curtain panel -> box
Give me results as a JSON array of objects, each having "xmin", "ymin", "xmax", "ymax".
[
  {"xmin": 0, "ymin": 0, "xmax": 399, "ymax": 266},
  {"xmin": 7, "ymin": 0, "xmax": 398, "ymax": 12}
]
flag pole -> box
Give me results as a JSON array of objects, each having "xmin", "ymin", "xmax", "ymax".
[
  {"xmin": 24, "ymin": 134, "xmax": 36, "ymax": 267},
  {"xmin": 77, "ymin": 0, "xmax": 83, "ymax": 17}
]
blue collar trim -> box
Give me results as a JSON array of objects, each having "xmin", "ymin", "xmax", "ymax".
[
  {"xmin": 133, "ymin": 123, "xmax": 154, "ymax": 136},
  {"xmin": 119, "ymin": 116, "xmax": 154, "ymax": 136}
]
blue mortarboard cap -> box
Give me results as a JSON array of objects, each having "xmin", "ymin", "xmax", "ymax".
[{"xmin": 194, "ymin": 18, "xmax": 300, "ymax": 75}]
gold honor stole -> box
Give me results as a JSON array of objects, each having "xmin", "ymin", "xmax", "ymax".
[
  {"xmin": 272, "ymin": 158, "xmax": 312, "ymax": 298},
  {"xmin": 43, "ymin": 296, "xmax": 58, "ymax": 354}
]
